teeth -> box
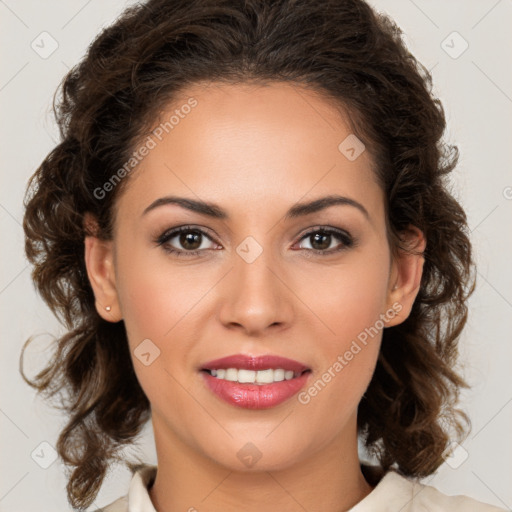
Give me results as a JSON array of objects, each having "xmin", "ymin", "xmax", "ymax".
[
  {"xmin": 225, "ymin": 368, "xmax": 238, "ymax": 381},
  {"xmin": 238, "ymin": 369, "xmax": 256, "ymax": 383},
  {"xmin": 273, "ymin": 369, "xmax": 285, "ymax": 382},
  {"xmin": 208, "ymin": 368, "xmax": 300, "ymax": 384},
  {"xmin": 258, "ymin": 368, "xmax": 278, "ymax": 383}
]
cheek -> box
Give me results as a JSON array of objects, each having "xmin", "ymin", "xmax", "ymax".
[
  {"xmin": 114, "ymin": 244, "xmax": 220, "ymax": 394},
  {"xmin": 114, "ymin": 250, "xmax": 200, "ymax": 407},
  {"xmin": 297, "ymin": 248, "xmax": 390, "ymax": 407},
  {"xmin": 115, "ymin": 242, "xmax": 201, "ymax": 342},
  {"xmin": 306, "ymin": 248, "xmax": 391, "ymax": 343}
]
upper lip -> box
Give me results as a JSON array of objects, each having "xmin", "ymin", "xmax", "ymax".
[{"xmin": 201, "ymin": 354, "xmax": 310, "ymax": 373}]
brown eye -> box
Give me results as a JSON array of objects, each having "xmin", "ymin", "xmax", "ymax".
[
  {"xmin": 309, "ymin": 232, "xmax": 332, "ymax": 251},
  {"xmin": 179, "ymin": 231, "xmax": 203, "ymax": 250},
  {"xmin": 296, "ymin": 227, "xmax": 354, "ymax": 254},
  {"xmin": 155, "ymin": 226, "xmax": 218, "ymax": 257}
]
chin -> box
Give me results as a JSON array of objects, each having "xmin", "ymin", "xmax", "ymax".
[{"xmin": 197, "ymin": 432, "xmax": 314, "ymax": 473}]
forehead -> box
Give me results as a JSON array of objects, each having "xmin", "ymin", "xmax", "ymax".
[{"xmin": 115, "ymin": 81, "xmax": 383, "ymax": 226}]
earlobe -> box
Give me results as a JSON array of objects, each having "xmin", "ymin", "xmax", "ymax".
[
  {"xmin": 386, "ymin": 226, "xmax": 426, "ymax": 327},
  {"xmin": 83, "ymin": 213, "xmax": 122, "ymax": 322}
]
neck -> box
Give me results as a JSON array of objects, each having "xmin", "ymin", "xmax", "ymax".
[{"xmin": 148, "ymin": 413, "xmax": 374, "ymax": 512}]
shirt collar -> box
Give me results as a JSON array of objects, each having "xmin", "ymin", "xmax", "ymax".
[{"xmin": 127, "ymin": 464, "xmax": 157, "ymax": 512}]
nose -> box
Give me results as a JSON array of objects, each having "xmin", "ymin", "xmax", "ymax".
[{"xmin": 217, "ymin": 245, "xmax": 294, "ymax": 336}]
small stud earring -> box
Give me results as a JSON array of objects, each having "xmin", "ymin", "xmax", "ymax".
[{"xmin": 105, "ymin": 306, "xmax": 111, "ymax": 312}]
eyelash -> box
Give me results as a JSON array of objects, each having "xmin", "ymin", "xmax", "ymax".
[{"xmin": 154, "ymin": 224, "xmax": 356, "ymax": 258}]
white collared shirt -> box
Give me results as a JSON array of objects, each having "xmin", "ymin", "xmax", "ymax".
[{"xmin": 95, "ymin": 464, "xmax": 506, "ymax": 512}]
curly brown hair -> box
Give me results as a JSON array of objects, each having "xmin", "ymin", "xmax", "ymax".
[{"xmin": 20, "ymin": 0, "xmax": 475, "ymax": 509}]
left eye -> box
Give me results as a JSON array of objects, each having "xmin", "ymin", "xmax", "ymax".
[{"xmin": 295, "ymin": 228, "xmax": 354, "ymax": 253}]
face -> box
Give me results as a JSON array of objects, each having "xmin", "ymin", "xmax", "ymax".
[{"xmin": 86, "ymin": 81, "xmax": 422, "ymax": 473}]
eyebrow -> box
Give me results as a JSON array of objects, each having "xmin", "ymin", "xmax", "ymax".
[{"xmin": 142, "ymin": 194, "xmax": 369, "ymax": 220}]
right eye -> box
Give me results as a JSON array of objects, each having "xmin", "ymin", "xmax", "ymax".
[{"xmin": 155, "ymin": 225, "xmax": 220, "ymax": 257}]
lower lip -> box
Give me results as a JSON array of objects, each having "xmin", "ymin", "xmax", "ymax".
[{"xmin": 201, "ymin": 371, "xmax": 311, "ymax": 409}]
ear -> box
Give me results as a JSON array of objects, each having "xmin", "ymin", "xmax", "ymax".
[
  {"xmin": 385, "ymin": 225, "xmax": 426, "ymax": 327},
  {"xmin": 83, "ymin": 213, "xmax": 122, "ymax": 322}
]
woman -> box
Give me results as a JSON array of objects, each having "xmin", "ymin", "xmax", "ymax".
[{"xmin": 20, "ymin": 0, "xmax": 506, "ymax": 511}]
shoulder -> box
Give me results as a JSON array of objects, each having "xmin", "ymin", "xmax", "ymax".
[{"xmin": 352, "ymin": 468, "xmax": 507, "ymax": 512}]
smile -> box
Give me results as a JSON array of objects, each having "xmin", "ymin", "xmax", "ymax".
[{"xmin": 200, "ymin": 354, "xmax": 312, "ymax": 409}]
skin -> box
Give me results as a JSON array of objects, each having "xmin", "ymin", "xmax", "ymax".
[{"xmin": 85, "ymin": 82, "xmax": 425, "ymax": 512}]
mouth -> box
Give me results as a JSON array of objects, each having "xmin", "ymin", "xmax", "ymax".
[{"xmin": 200, "ymin": 354, "xmax": 312, "ymax": 409}]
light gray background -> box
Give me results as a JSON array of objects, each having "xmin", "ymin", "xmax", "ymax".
[{"xmin": 1, "ymin": 1, "xmax": 511, "ymax": 510}]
